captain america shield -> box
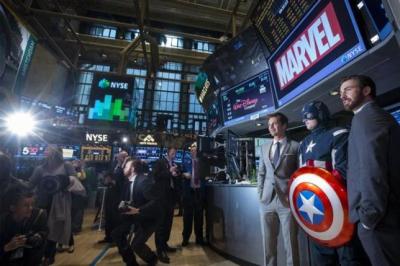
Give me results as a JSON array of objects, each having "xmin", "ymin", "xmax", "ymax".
[{"xmin": 289, "ymin": 166, "xmax": 354, "ymax": 247}]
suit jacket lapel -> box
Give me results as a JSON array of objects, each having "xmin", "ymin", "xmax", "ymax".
[
  {"xmin": 275, "ymin": 140, "xmax": 291, "ymax": 170},
  {"xmin": 265, "ymin": 141, "xmax": 274, "ymax": 169}
]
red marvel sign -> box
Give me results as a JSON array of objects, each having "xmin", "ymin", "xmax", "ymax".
[
  {"xmin": 268, "ymin": 0, "xmax": 366, "ymax": 107},
  {"xmin": 275, "ymin": 2, "xmax": 344, "ymax": 90}
]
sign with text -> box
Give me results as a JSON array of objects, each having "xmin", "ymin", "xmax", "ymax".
[
  {"xmin": 221, "ymin": 71, "xmax": 275, "ymax": 126},
  {"xmin": 269, "ymin": 0, "xmax": 366, "ymax": 107},
  {"xmin": 81, "ymin": 145, "xmax": 111, "ymax": 162},
  {"xmin": 87, "ymin": 73, "xmax": 134, "ymax": 126},
  {"xmin": 85, "ymin": 133, "xmax": 109, "ymax": 143}
]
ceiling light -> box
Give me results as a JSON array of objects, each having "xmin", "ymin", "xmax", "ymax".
[
  {"xmin": 122, "ymin": 136, "xmax": 128, "ymax": 143},
  {"xmin": 256, "ymin": 123, "xmax": 263, "ymax": 127},
  {"xmin": 330, "ymin": 90, "xmax": 339, "ymax": 96},
  {"xmin": 5, "ymin": 112, "xmax": 37, "ymax": 136},
  {"xmin": 370, "ymin": 34, "xmax": 380, "ymax": 44}
]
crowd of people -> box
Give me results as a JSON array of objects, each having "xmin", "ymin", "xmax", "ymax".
[
  {"xmin": 99, "ymin": 142, "xmax": 206, "ymax": 266},
  {"xmin": 257, "ymin": 75, "xmax": 400, "ymax": 266},
  {"xmin": 0, "ymin": 141, "xmax": 206, "ymax": 266}
]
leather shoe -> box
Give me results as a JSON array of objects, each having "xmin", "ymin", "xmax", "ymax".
[
  {"xmin": 147, "ymin": 255, "xmax": 158, "ymax": 266},
  {"xmin": 157, "ymin": 250, "xmax": 170, "ymax": 264},
  {"xmin": 196, "ymin": 239, "xmax": 206, "ymax": 246},
  {"xmin": 181, "ymin": 239, "xmax": 189, "ymax": 247},
  {"xmin": 165, "ymin": 245, "xmax": 177, "ymax": 252}
]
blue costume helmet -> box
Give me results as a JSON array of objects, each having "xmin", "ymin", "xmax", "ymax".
[{"xmin": 301, "ymin": 100, "xmax": 330, "ymax": 123}]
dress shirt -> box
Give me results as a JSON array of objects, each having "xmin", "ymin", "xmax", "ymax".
[{"xmin": 269, "ymin": 137, "xmax": 287, "ymax": 161}]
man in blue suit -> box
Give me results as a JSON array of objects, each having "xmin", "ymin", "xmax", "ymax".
[{"xmin": 340, "ymin": 75, "xmax": 400, "ymax": 266}]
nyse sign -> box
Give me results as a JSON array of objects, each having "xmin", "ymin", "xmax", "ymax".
[{"xmin": 85, "ymin": 133, "xmax": 109, "ymax": 143}]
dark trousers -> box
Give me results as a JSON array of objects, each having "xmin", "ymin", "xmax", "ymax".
[
  {"xmin": 112, "ymin": 219, "xmax": 157, "ymax": 266},
  {"xmin": 155, "ymin": 203, "xmax": 174, "ymax": 251},
  {"xmin": 71, "ymin": 194, "xmax": 86, "ymax": 233},
  {"xmin": 104, "ymin": 190, "xmax": 121, "ymax": 241},
  {"xmin": 4, "ymin": 246, "xmax": 45, "ymax": 266},
  {"xmin": 357, "ymin": 215, "xmax": 400, "ymax": 266},
  {"xmin": 182, "ymin": 188, "xmax": 204, "ymax": 242},
  {"xmin": 309, "ymin": 234, "xmax": 369, "ymax": 266}
]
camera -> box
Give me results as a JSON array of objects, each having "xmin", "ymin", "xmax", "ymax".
[
  {"xmin": 39, "ymin": 174, "xmax": 70, "ymax": 195},
  {"xmin": 25, "ymin": 232, "xmax": 43, "ymax": 248},
  {"xmin": 118, "ymin": 200, "xmax": 132, "ymax": 213}
]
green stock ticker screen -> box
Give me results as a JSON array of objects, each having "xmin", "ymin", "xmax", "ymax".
[{"xmin": 87, "ymin": 73, "xmax": 135, "ymax": 127}]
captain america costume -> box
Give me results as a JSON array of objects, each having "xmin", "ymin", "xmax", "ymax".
[
  {"xmin": 299, "ymin": 125, "xmax": 349, "ymax": 179},
  {"xmin": 296, "ymin": 101, "xmax": 368, "ymax": 266}
]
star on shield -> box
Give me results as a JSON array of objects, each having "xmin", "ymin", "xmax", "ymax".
[
  {"xmin": 298, "ymin": 192, "xmax": 324, "ymax": 224},
  {"xmin": 306, "ymin": 140, "xmax": 316, "ymax": 153}
]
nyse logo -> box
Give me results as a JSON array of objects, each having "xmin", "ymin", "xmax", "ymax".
[
  {"xmin": 274, "ymin": 2, "xmax": 344, "ymax": 90},
  {"xmin": 98, "ymin": 78, "xmax": 129, "ymax": 90},
  {"xmin": 138, "ymin": 134, "xmax": 157, "ymax": 146},
  {"xmin": 110, "ymin": 82, "xmax": 128, "ymax": 89},
  {"xmin": 86, "ymin": 133, "xmax": 108, "ymax": 143}
]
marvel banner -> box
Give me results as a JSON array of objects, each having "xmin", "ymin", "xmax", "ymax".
[{"xmin": 268, "ymin": 0, "xmax": 366, "ymax": 107}]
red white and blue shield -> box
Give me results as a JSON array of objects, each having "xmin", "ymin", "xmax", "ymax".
[{"xmin": 289, "ymin": 166, "xmax": 354, "ymax": 247}]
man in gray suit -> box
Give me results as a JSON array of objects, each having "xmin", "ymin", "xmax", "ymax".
[
  {"xmin": 257, "ymin": 112, "xmax": 299, "ymax": 266},
  {"xmin": 340, "ymin": 75, "xmax": 400, "ymax": 266}
]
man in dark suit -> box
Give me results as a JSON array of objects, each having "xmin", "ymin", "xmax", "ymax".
[
  {"xmin": 340, "ymin": 75, "xmax": 400, "ymax": 266},
  {"xmin": 111, "ymin": 159, "xmax": 160, "ymax": 266},
  {"xmin": 152, "ymin": 146, "xmax": 179, "ymax": 263},
  {"xmin": 181, "ymin": 142, "xmax": 206, "ymax": 247},
  {"xmin": 257, "ymin": 113, "xmax": 299, "ymax": 266}
]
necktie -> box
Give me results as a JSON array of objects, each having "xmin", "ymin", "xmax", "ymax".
[
  {"xmin": 129, "ymin": 180, "xmax": 134, "ymax": 202},
  {"xmin": 192, "ymin": 159, "xmax": 200, "ymax": 188},
  {"xmin": 273, "ymin": 142, "xmax": 281, "ymax": 167}
]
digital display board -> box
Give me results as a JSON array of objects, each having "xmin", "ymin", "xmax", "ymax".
[
  {"xmin": 252, "ymin": 0, "xmax": 317, "ymax": 52},
  {"xmin": 221, "ymin": 71, "xmax": 275, "ymax": 126},
  {"xmin": 87, "ymin": 73, "xmax": 134, "ymax": 126},
  {"xmin": 17, "ymin": 144, "xmax": 80, "ymax": 159},
  {"xmin": 60, "ymin": 145, "xmax": 80, "ymax": 160},
  {"xmin": 389, "ymin": 106, "xmax": 400, "ymax": 125},
  {"xmin": 197, "ymin": 26, "xmax": 269, "ymax": 111},
  {"xmin": 134, "ymin": 146, "xmax": 161, "ymax": 162},
  {"xmin": 391, "ymin": 109, "xmax": 400, "ymax": 124},
  {"xmin": 18, "ymin": 144, "xmax": 48, "ymax": 157},
  {"xmin": 81, "ymin": 145, "xmax": 111, "ymax": 162},
  {"xmin": 268, "ymin": 0, "xmax": 366, "ymax": 107}
]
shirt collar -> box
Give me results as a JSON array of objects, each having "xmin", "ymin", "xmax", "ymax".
[
  {"xmin": 273, "ymin": 137, "xmax": 287, "ymax": 145},
  {"xmin": 128, "ymin": 174, "xmax": 137, "ymax": 182},
  {"xmin": 354, "ymin": 100, "xmax": 373, "ymax": 114}
]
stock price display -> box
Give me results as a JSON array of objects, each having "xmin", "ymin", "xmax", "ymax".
[
  {"xmin": 252, "ymin": 0, "xmax": 316, "ymax": 52},
  {"xmin": 221, "ymin": 71, "xmax": 275, "ymax": 126},
  {"xmin": 81, "ymin": 146, "xmax": 111, "ymax": 162}
]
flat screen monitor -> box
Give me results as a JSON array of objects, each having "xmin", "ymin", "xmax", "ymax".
[
  {"xmin": 81, "ymin": 145, "xmax": 112, "ymax": 162},
  {"xmin": 18, "ymin": 144, "xmax": 47, "ymax": 158},
  {"xmin": 252, "ymin": 0, "xmax": 317, "ymax": 52},
  {"xmin": 197, "ymin": 26, "xmax": 269, "ymax": 110},
  {"xmin": 60, "ymin": 145, "xmax": 80, "ymax": 160},
  {"xmin": 87, "ymin": 73, "xmax": 134, "ymax": 127},
  {"xmin": 388, "ymin": 105, "xmax": 400, "ymax": 124},
  {"xmin": 268, "ymin": 0, "xmax": 366, "ymax": 107},
  {"xmin": 135, "ymin": 146, "xmax": 161, "ymax": 162},
  {"xmin": 221, "ymin": 71, "xmax": 275, "ymax": 126}
]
